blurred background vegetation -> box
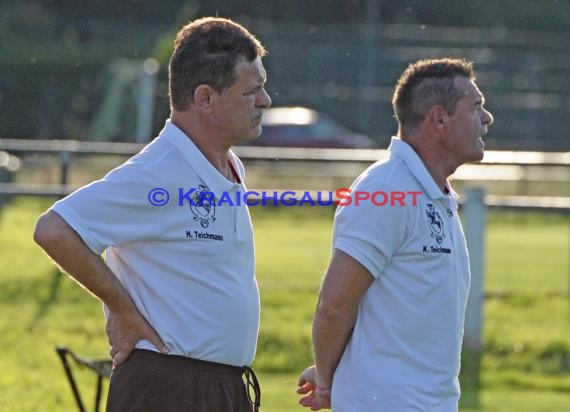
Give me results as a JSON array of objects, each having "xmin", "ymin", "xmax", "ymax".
[{"xmin": 2, "ymin": 0, "xmax": 570, "ymax": 149}]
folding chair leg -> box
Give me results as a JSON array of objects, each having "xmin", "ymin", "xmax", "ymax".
[
  {"xmin": 95, "ymin": 375, "xmax": 103, "ymax": 412},
  {"xmin": 56, "ymin": 347, "xmax": 87, "ymax": 412}
]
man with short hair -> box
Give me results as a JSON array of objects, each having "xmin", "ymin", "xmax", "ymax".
[
  {"xmin": 297, "ymin": 58, "xmax": 493, "ymax": 411},
  {"xmin": 34, "ymin": 17, "xmax": 271, "ymax": 412}
]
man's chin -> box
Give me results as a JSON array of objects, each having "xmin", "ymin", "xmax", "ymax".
[
  {"xmin": 465, "ymin": 145, "xmax": 484, "ymax": 164},
  {"xmin": 470, "ymin": 150, "xmax": 485, "ymax": 163},
  {"xmin": 475, "ymin": 140, "xmax": 485, "ymax": 160},
  {"xmin": 235, "ymin": 132, "xmax": 261, "ymax": 146},
  {"xmin": 248, "ymin": 130, "xmax": 263, "ymax": 143}
]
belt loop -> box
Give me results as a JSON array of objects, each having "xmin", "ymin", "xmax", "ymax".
[{"xmin": 242, "ymin": 366, "xmax": 261, "ymax": 412}]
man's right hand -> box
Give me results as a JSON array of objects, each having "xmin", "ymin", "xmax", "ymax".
[
  {"xmin": 106, "ymin": 306, "xmax": 170, "ymax": 367},
  {"xmin": 33, "ymin": 211, "xmax": 171, "ymax": 368}
]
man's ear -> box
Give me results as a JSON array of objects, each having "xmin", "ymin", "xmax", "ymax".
[
  {"xmin": 193, "ymin": 85, "xmax": 215, "ymax": 111},
  {"xmin": 427, "ymin": 105, "xmax": 447, "ymax": 132}
]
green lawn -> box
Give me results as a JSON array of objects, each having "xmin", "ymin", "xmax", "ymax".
[{"xmin": 0, "ymin": 198, "xmax": 569, "ymax": 411}]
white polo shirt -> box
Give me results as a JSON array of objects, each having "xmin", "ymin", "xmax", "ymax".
[
  {"xmin": 51, "ymin": 120, "xmax": 259, "ymax": 367},
  {"xmin": 331, "ymin": 137, "xmax": 470, "ymax": 411}
]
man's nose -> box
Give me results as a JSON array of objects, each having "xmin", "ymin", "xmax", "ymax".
[
  {"xmin": 482, "ymin": 108, "xmax": 494, "ymax": 126},
  {"xmin": 258, "ymin": 88, "xmax": 272, "ymax": 109}
]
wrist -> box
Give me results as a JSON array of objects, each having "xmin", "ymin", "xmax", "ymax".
[
  {"xmin": 313, "ymin": 364, "xmax": 333, "ymax": 389},
  {"xmin": 107, "ymin": 296, "xmax": 136, "ymax": 314},
  {"xmin": 315, "ymin": 377, "xmax": 332, "ymax": 391}
]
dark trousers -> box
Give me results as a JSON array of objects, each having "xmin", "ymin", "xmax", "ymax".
[{"xmin": 106, "ymin": 349, "xmax": 259, "ymax": 412}]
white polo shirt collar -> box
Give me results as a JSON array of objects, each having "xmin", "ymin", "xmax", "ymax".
[
  {"xmin": 161, "ymin": 120, "xmax": 241, "ymax": 194},
  {"xmin": 389, "ymin": 137, "xmax": 449, "ymax": 201}
]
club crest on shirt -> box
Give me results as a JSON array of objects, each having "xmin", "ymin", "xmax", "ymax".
[
  {"xmin": 425, "ymin": 203, "xmax": 445, "ymax": 244},
  {"xmin": 189, "ymin": 184, "xmax": 216, "ymax": 228}
]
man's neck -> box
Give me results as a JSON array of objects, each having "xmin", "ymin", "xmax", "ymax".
[
  {"xmin": 170, "ymin": 111, "xmax": 231, "ymax": 174},
  {"xmin": 398, "ymin": 133, "xmax": 456, "ymax": 192}
]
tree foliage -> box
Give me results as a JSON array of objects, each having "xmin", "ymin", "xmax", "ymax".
[{"xmin": 1, "ymin": 0, "xmax": 569, "ymax": 142}]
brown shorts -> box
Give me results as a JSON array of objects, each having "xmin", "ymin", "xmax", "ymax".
[{"xmin": 106, "ymin": 349, "xmax": 259, "ymax": 412}]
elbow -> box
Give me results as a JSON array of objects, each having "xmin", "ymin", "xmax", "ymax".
[{"xmin": 33, "ymin": 211, "xmax": 64, "ymax": 249}]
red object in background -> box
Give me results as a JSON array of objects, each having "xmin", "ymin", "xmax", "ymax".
[{"xmin": 252, "ymin": 106, "xmax": 378, "ymax": 149}]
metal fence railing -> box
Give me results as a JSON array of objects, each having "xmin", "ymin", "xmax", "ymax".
[{"xmin": 1, "ymin": 138, "xmax": 569, "ymax": 213}]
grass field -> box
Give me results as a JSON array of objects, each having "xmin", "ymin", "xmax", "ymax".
[{"xmin": 0, "ymin": 198, "xmax": 569, "ymax": 411}]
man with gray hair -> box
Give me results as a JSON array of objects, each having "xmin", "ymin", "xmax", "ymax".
[{"xmin": 298, "ymin": 58, "xmax": 493, "ymax": 411}]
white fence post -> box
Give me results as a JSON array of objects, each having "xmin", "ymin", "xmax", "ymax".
[
  {"xmin": 462, "ymin": 187, "xmax": 487, "ymax": 406},
  {"xmin": 464, "ymin": 187, "xmax": 486, "ymax": 351},
  {"xmin": 463, "ymin": 188, "xmax": 487, "ymax": 352},
  {"xmin": 136, "ymin": 58, "xmax": 159, "ymax": 143}
]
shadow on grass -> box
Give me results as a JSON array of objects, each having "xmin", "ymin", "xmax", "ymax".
[{"xmin": 28, "ymin": 268, "xmax": 64, "ymax": 331}]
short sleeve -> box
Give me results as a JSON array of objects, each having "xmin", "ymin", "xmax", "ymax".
[
  {"xmin": 333, "ymin": 181, "xmax": 408, "ymax": 279},
  {"xmin": 51, "ymin": 161, "xmax": 162, "ymax": 255}
]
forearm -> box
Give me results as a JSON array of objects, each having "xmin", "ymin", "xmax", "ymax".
[
  {"xmin": 311, "ymin": 249, "xmax": 373, "ymax": 390},
  {"xmin": 312, "ymin": 297, "xmax": 358, "ymax": 389},
  {"xmin": 34, "ymin": 211, "xmax": 134, "ymax": 312},
  {"xmin": 35, "ymin": 209, "xmax": 169, "ymax": 363}
]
